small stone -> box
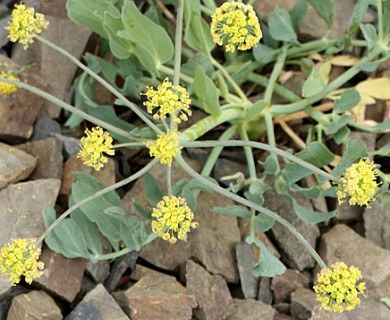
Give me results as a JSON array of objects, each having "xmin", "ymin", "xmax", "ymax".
[
  {"xmin": 0, "ymin": 142, "xmax": 37, "ymax": 189},
  {"xmin": 66, "ymin": 284, "xmax": 129, "ymax": 320},
  {"xmin": 85, "ymin": 260, "xmax": 110, "ymax": 284},
  {"xmin": 104, "ymin": 251, "xmax": 138, "ymax": 291},
  {"xmin": 226, "ymin": 298, "xmax": 276, "ymax": 320},
  {"xmin": 290, "ymin": 288, "xmax": 318, "ymax": 320},
  {"xmin": 186, "ymin": 260, "xmax": 234, "ymax": 320},
  {"xmin": 31, "ymin": 117, "xmax": 62, "ymax": 141},
  {"xmin": 258, "ymin": 277, "xmax": 273, "ymax": 305},
  {"xmin": 333, "ymin": 201, "xmax": 364, "ymax": 223},
  {"xmin": 364, "ymin": 201, "xmax": 390, "ymax": 249},
  {"xmin": 235, "ymin": 243, "xmax": 258, "ymax": 299},
  {"xmin": 52, "ymin": 133, "xmax": 81, "ymax": 158},
  {"xmin": 130, "ymin": 264, "xmax": 164, "ymax": 282},
  {"xmin": 35, "ymin": 248, "xmax": 86, "ymax": 302},
  {"xmin": 271, "ymin": 269, "xmax": 310, "ymax": 303},
  {"xmin": 7, "ymin": 290, "xmax": 62, "ymax": 320}
]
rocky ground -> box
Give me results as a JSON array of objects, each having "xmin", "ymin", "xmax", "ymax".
[{"xmin": 0, "ymin": 0, "xmax": 390, "ymax": 319}]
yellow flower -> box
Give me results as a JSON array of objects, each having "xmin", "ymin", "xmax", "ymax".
[
  {"xmin": 210, "ymin": 1, "xmax": 262, "ymax": 53},
  {"xmin": 5, "ymin": 3, "xmax": 49, "ymax": 49},
  {"xmin": 146, "ymin": 131, "xmax": 181, "ymax": 166},
  {"xmin": 336, "ymin": 158, "xmax": 379, "ymax": 208},
  {"xmin": 0, "ymin": 238, "xmax": 44, "ymax": 285},
  {"xmin": 77, "ymin": 126, "xmax": 115, "ymax": 171},
  {"xmin": 314, "ymin": 262, "xmax": 365, "ymax": 312},
  {"xmin": 143, "ymin": 79, "xmax": 192, "ymax": 124},
  {"xmin": 151, "ymin": 195, "xmax": 198, "ymax": 243},
  {"xmin": 0, "ymin": 72, "xmax": 19, "ymax": 95}
]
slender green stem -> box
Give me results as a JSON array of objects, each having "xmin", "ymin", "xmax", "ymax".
[
  {"xmin": 200, "ymin": 4, "xmax": 214, "ymax": 15},
  {"xmin": 264, "ymin": 111, "xmax": 280, "ymax": 174},
  {"xmin": 158, "ymin": 65, "xmax": 194, "ymax": 83},
  {"xmin": 113, "ymin": 142, "xmax": 146, "ymax": 148},
  {"xmin": 36, "ymin": 159, "xmax": 159, "ymax": 245},
  {"xmin": 378, "ymin": 0, "xmax": 384, "ymax": 41},
  {"xmin": 202, "ymin": 0, "xmax": 217, "ymax": 11},
  {"xmin": 35, "ymin": 35, "xmax": 163, "ymax": 135},
  {"xmin": 167, "ymin": 165, "xmax": 172, "ymax": 196},
  {"xmin": 175, "ymin": 155, "xmax": 327, "ymax": 269},
  {"xmin": 173, "ymin": 0, "xmax": 184, "ymax": 86},
  {"xmin": 238, "ymin": 126, "xmax": 257, "ymax": 179}
]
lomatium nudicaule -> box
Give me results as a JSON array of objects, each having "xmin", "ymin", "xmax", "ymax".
[
  {"xmin": 0, "ymin": 71, "xmax": 19, "ymax": 95},
  {"xmin": 0, "ymin": 238, "xmax": 44, "ymax": 285},
  {"xmin": 146, "ymin": 131, "xmax": 181, "ymax": 166},
  {"xmin": 314, "ymin": 262, "xmax": 366, "ymax": 312},
  {"xmin": 211, "ymin": 1, "xmax": 262, "ymax": 52}
]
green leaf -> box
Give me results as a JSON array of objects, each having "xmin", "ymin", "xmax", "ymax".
[
  {"xmin": 182, "ymin": 187, "xmax": 197, "ymax": 212},
  {"xmin": 371, "ymin": 143, "xmax": 390, "ymax": 156},
  {"xmin": 302, "ymin": 64, "xmax": 326, "ymax": 97},
  {"xmin": 185, "ymin": 15, "xmax": 215, "ymax": 53},
  {"xmin": 326, "ymin": 114, "xmax": 353, "ymax": 135},
  {"xmin": 244, "ymin": 190, "xmax": 264, "ymax": 207},
  {"xmin": 348, "ymin": 0, "xmax": 375, "ymax": 36},
  {"xmin": 268, "ymin": 7, "xmax": 297, "ymax": 42},
  {"xmin": 43, "ymin": 206, "xmax": 57, "ymax": 228},
  {"xmin": 84, "ymin": 53, "xmax": 117, "ymax": 84},
  {"xmin": 182, "ymin": 54, "xmax": 213, "ymax": 78},
  {"xmin": 307, "ymin": 0, "xmax": 334, "ymax": 28},
  {"xmin": 332, "ymin": 140, "xmax": 367, "ymax": 177},
  {"xmin": 380, "ymin": 297, "xmax": 390, "ymax": 309},
  {"xmin": 245, "ymin": 100, "xmax": 267, "ymax": 122},
  {"xmin": 253, "ymin": 44, "xmax": 275, "ymax": 64},
  {"xmin": 262, "ymin": 155, "xmax": 278, "ymax": 175},
  {"xmin": 192, "ymin": 67, "xmax": 221, "ymax": 115},
  {"xmin": 120, "ymin": 216, "xmax": 147, "ymax": 251},
  {"xmin": 292, "ymin": 199, "xmax": 336, "ymax": 223},
  {"xmin": 290, "ymin": 0, "xmax": 308, "ymax": 32},
  {"xmin": 255, "ymin": 213, "xmax": 275, "ymax": 232},
  {"xmin": 360, "ymin": 24, "xmax": 377, "ymax": 51},
  {"xmin": 145, "ymin": 173, "xmax": 164, "ymax": 206},
  {"xmin": 333, "ymin": 126, "xmax": 350, "ymax": 144},
  {"xmin": 132, "ymin": 199, "xmax": 153, "ymax": 220},
  {"xmin": 213, "ymin": 206, "xmax": 252, "ymax": 219},
  {"xmin": 289, "ymin": 184, "xmax": 322, "ymax": 199},
  {"xmin": 334, "ymin": 89, "xmax": 361, "ymax": 113}
]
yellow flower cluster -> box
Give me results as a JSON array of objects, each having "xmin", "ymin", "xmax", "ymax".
[
  {"xmin": 143, "ymin": 79, "xmax": 192, "ymax": 124},
  {"xmin": 0, "ymin": 238, "xmax": 44, "ymax": 285},
  {"xmin": 211, "ymin": 1, "xmax": 262, "ymax": 53},
  {"xmin": 314, "ymin": 262, "xmax": 365, "ymax": 312},
  {"xmin": 77, "ymin": 126, "xmax": 115, "ymax": 171},
  {"xmin": 151, "ymin": 195, "xmax": 199, "ymax": 244},
  {"xmin": 6, "ymin": 3, "xmax": 49, "ymax": 49},
  {"xmin": 0, "ymin": 72, "xmax": 19, "ymax": 95},
  {"xmin": 337, "ymin": 158, "xmax": 379, "ymax": 208},
  {"xmin": 146, "ymin": 131, "xmax": 181, "ymax": 165}
]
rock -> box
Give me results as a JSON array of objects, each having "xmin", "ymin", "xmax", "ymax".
[
  {"xmin": 213, "ymin": 157, "xmax": 249, "ymax": 187},
  {"xmin": 85, "ymin": 260, "xmax": 110, "ymax": 284},
  {"xmin": 17, "ymin": 137, "xmax": 63, "ymax": 180},
  {"xmin": 290, "ymin": 288, "xmax": 318, "ymax": 320},
  {"xmin": 7, "ymin": 290, "xmax": 62, "ymax": 320},
  {"xmin": 235, "ymin": 243, "xmax": 258, "ymax": 299},
  {"xmin": 53, "ymin": 133, "xmax": 81, "ymax": 158},
  {"xmin": 122, "ymin": 272, "xmax": 197, "ymax": 320},
  {"xmin": 364, "ymin": 200, "xmax": 390, "ymax": 250},
  {"xmin": 0, "ymin": 142, "xmax": 37, "ymax": 189},
  {"xmin": 12, "ymin": 0, "xmax": 93, "ymax": 118},
  {"xmin": 130, "ymin": 264, "xmax": 165, "ymax": 282},
  {"xmin": 334, "ymin": 201, "xmax": 364, "ymax": 223},
  {"xmin": 0, "ymin": 285, "xmax": 30, "ymax": 319},
  {"xmin": 66, "ymin": 284, "xmax": 129, "ymax": 320},
  {"xmin": 346, "ymin": 132, "xmax": 377, "ymax": 154},
  {"xmin": 226, "ymin": 298, "xmax": 276, "ymax": 320},
  {"xmin": 274, "ymin": 315, "xmax": 295, "ymax": 320},
  {"xmin": 31, "ymin": 117, "xmax": 62, "ymax": 141},
  {"xmin": 271, "ymin": 269, "xmax": 311, "ymax": 303},
  {"xmin": 186, "ymin": 260, "xmax": 234, "ymax": 320},
  {"xmin": 123, "ymin": 159, "xmax": 240, "ymax": 283},
  {"xmin": 104, "ymin": 251, "xmax": 138, "ymax": 291},
  {"xmin": 265, "ymin": 189, "xmax": 320, "ymax": 270},
  {"xmin": 258, "ymin": 277, "xmax": 273, "ymax": 305},
  {"xmin": 35, "ymin": 248, "xmax": 86, "ymax": 302}
]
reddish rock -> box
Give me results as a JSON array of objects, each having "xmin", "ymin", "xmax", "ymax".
[
  {"xmin": 130, "ymin": 264, "xmax": 164, "ymax": 281},
  {"xmin": 226, "ymin": 299, "xmax": 276, "ymax": 320},
  {"xmin": 271, "ymin": 269, "xmax": 311, "ymax": 303}
]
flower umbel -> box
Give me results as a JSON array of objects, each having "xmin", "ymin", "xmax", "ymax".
[
  {"xmin": 211, "ymin": 2, "xmax": 262, "ymax": 53},
  {"xmin": 143, "ymin": 79, "xmax": 192, "ymax": 123},
  {"xmin": 314, "ymin": 262, "xmax": 365, "ymax": 312},
  {"xmin": 6, "ymin": 3, "xmax": 49, "ymax": 49},
  {"xmin": 77, "ymin": 126, "xmax": 115, "ymax": 171},
  {"xmin": 0, "ymin": 72, "xmax": 19, "ymax": 95},
  {"xmin": 336, "ymin": 158, "xmax": 379, "ymax": 208},
  {"xmin": 146, "ymin": 131, "xmax": 181, "ymax": 165},
  {"xmin": 0, "ymin": 238, "xmax": 44, "ymax": 285},
  {"xmin": 151, "ymin": 196, "xmax": 199, "ymax": 244}
]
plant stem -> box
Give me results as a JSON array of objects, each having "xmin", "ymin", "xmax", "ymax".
[
  {"xmin": 378, "ymin": 0, "xmax": 384, "ymax": 41},
  {"xmin": 173, "ymin": 0, "xmax": 184, "ymax": 86},
  {"xmin": 238, "ymin": 126, "xmax": 257, "ymax": 179},
  {"xmin": 264, "ymin": 111, "xmax": 280, "ymax": 174}
]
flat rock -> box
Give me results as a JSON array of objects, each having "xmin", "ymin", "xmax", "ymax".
[
  {"xmin": 258, "ymin": 277, "xmax": 273, "ymax": 305},
  {"xmin": 104, "ymin": 251, "xmax": 138, "ymax": 291},
  {"xmin": 0, "ymin": 142, "xmax": 37, "ymax": 189},
  {"xmin": 130, "ymin": 264, "xmax": 165, "ymax": 282},
  {"xmin": 364, "ymin": 200, "xmax": 390, "ymax": 250},
  {"xmin": 122, "ymin": 159, "xmax": 240, "ymax": 283},
  {"xmin": 66, "ymin": 284, "xmax": 129, "ymax": 320},
  {"xmin": 271, "ymin": 269, "xmax": 311, "ymax": 303},
  {"xmin": 226, "ymin": 298, "xmax": 276, "ymax": 320},
  {"xmin": 7, "ymin": 290, "xmax": 62, "ymax": 320},
  {"xmin": 17, "ymin": 137, "xmax": 63, "ymax": 180},
  {"xmin": 35, "ymin": 248, "xmax": 86, "ymax": 302},
  {"xmin": 290, "ymin": 288, "xmax": 318, "ymax": 320},
  {"xmin": 186, "ymin": 260, "xmax": 234, "ymax": 320},
  {"xmin": 85, "ymin": 260, "xmax": 110, "ymax": 284},
  {"xmin": 122, "ymin": 272, "xmax": 196, "ymax": 320},
  {"xmin": 31, "ymin": 117, "xmax": 62, "ymax": 141},
  {"xmin": 235, "ymin": 242, "xmax": 258, "ymax": 299},
  {"xmin": 265, "ymin": 189, "xmax": 320, "ymax": 270}
]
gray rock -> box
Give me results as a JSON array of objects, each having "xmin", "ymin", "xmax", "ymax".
[
  {"xmin": 66, "ymin": 284, "xmax": 129, "ymax": 320},
  {"xmin": 226, "ymin": 298, "xmax": 276, "ymax": 320},
  {"xmin": 31, "ymin": 117, "xmax": 62, "ymax": 141},
  {"xmin": 290, "ymin": 288, "xmax": 318, "ymax": 320},
  {"xmin": 85, "ymin": 260, "xmax": 110, "ymax": 284},
  {"xmin": 334, "ymin": 201, "xmax": 364, "ymax": 223},
  {"xmin": 271, "ymin": 269, "xmax": 310, "ymax": 303},
  {"xmin": 235, "ymin": 242, "xmax": 258, "ymax": 299},
  {"xmin": 346, "ymin": 132, "xmax": 377, "ymax": 154},
  {"xmin": 0, "ymin": 142, "xmax": 37, "ymax": 189},
  {"xmin": 258, "ymin": 277, "xmax": 273, "ymax": 305},
  {"xmin": 53, "ymin": 133, "xmax": 81, "ymax": 158},
  {"xmin": 364, "ymin": 200, "xmax": 390, "ymax": 249},
  {"xmin": 104, "ymin": 251, "xmax": 138, "ymax": 291}
]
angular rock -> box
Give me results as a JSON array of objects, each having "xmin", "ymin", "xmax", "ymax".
[
  {"xmin": 35, "ymin": 248, "xmax": 86, "ymax": 302},
  {"xmin": 364, "ymin": 201, "xmax": 390, "ymax": 250},
  {"xmin": 258, "ymin": 277, "xmax": 273, "ymax": 305},
  {"xmin": 186, "ymin": 260, "xmax": 234, "ymax": 320},
  {"xmin": 226, "ymin": 298, "xmax": 276, "ymax": 320},
  {"xmin": 104, "ymin": 251, "xmax": 138, "ymax": 291},
  {"xmin": 334, "ymin": 201, "xmax": 364, "ymax": 223},
  {"xmin": 265, "ymin": 189, "xmax": 320, "ymax": 270},
  {"xmin": 271, "ymin": 269, "xmax": 311, "ymax": 303},
  {"xmin": 235, "ymin": 242, "xmax": 258, "ymax": 299},
  {"xmin": 122, "ymin": 272, "xmax": 196, "ymax": 320},
  {"xmin": 53, "ymin": 133, "xmax": 81, "ymax": 158},
  {"xmin": 85, "ymin": 260, "xmax": 110, "ymax": 284},
  {"xmin": 31, "ymin": 117, "xmax": 62, "ymax": 141},
  {"xmin": 290, "ymin": 288, "xmax": 318, "ymax": 320},
  {"xmin": 130, "ymin": 264, "xmax": 164, "ymax": 282},
  {"xmin": 7, "ymin": 290, "xmax": 62, "ymax": 320},
  {"xmin": 66, "ymin": 284, "xmax": 129, "ymax": 320},
  {"xmin": 123, "ymin": 159, "xmax": 240, "ymax": 283},
  {"xmin": 17, "ymin": 137, "xmax": 63, "ymax": 180},
  {"xmin": 0, "ymin": 142, "xmax": 37, "ymax": 189}
]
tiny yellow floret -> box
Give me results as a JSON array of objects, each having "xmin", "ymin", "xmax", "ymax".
[
  {"xmin": 6, "ymin": 3, "xmax": 49, "ymax": 49},
  {"xmin": 151, "ymin": 195, "xmax": 198, "ymax": 243},
  {"xmin": 314, "ymin": 262, "xmax": 365, "ymax": 312},
  {"xmin": 0, "ymin": 238, "xmax": 44, "ymax": 285},
  {"xmin": 211, "ymin": 1, "xmax": 262, "ymax": 53},
  {"xmin": 77, "ymin": 126, "xmax": 115, "ymax": 171},
  {"xmin": 0, "ymin": 72, "xmax": 19, "ymax": 95},
  {"xmin": 143, "ymin": 78, "xmax": 192, "ymax": 124},
  {"xmin": 336, "ymin": 158, "xmax": 379, "ymax": 208},
  {"xmin": 146, "ymin": 131, "xmax": 181, "ymax": 166}
]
